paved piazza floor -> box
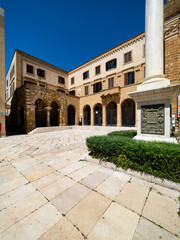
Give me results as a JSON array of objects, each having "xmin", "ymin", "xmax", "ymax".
[{"xmin": 0, "ymin": 126, "xmax": 179, "ymax": 240}]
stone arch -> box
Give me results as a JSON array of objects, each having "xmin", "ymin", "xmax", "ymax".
[
  {"xmin": 94, "ymin": 103, "xmax": 102, "ymax": 126},
  {"xmin": 35, "ymin": 99, "xmax": 47, "ymax": 127},
  {"xmin": 106, "ymin": 101, "xmax": 117, "ymax": 126},
  {"xmin": 68, "ymin": 104, "xmax": 76, "ymax": 125},
  {"xmin": 121, "ymin": 98, "xmax": 135, "ymax": 126},
  {"xmin": 83, "ymin": 105, "xmax": 91, "ymax": 125},
  {"xmin": 19, "ymin": 107, "xmax": 24, "ymax": 127},
  {"xmin": 50, "ymin": 101, "xmax": 60, "ymax": 126}
]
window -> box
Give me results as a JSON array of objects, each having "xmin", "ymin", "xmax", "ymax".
[
  {"xmin": 93, "ymin": 82, "xmax": 102, "ymax": 93},
  {"xmin": 7, "ymin": 80, "xmax": 8, "ymax": 86},
  {"xmin": 40, "ymin": 84, "xmax": 45, "ymax": 88},
  {"xmin": 83, "ymin": 71, "xmax": 89, "ymax": 80},
  {"xmin": 124, "ymin": 51, "xmax": 132, "ymax": 64},
  {"xmin": 24, "ymin": 81, "xmax": 36, "ymax": 85},
  {"xmin": 58, "ymin": 76, "xmax": 65, "ymax": 84},
  {"xmin": 124, "ymin": 71, "xmax": 135, "ymax": 85},
  {"xmin": 27, "ymin": 64, "xmax": 33, "ymax": 74},
  {"xmin": 37, "ymin": 68, "xmax": 45, "ymax": 77},
  {"xmin": 95, "ymin": 65, "xmax": 100, "ymax": 75},
  {"xmin": 57, "ymin": 89, "xmax": 65, "ymax": 93},
  {"xmin": 71, "ymin": 77, "xmax": 74, "ymax": 85},
  {"xmin": 85, "ymin": 86, "xmax": 89, "ymax": 95},
  {"xmin": 106, "ymin": 59, "xmax": 117, "ymax": 71},
  {"xmin": 108, "ymin": 77, "xmax": 114, "ymax": 89},
  {"xmin": 69, "ymin": 90, "xmax": 75, "ymax": 96},
  {"xmin": 10, "ymin": 65, "xmax": 15, "ymax": 80}
]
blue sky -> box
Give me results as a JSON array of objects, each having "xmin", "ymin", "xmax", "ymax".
[{"xmin": 0, "ymin": 0, "xmax": 166, "ymax": 74}]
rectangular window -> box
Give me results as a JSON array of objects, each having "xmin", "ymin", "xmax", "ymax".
[
  {"xmin": 24, "ymin": 81, "xmax": 36, "ymax": 85},
  {"xmin": 124, "ymin": 51, "xmax": 132, "ymax": 64},
  {"xmin": 58, "ymin": 76, "xmax": 65, "ymax": 84},
  {"xmin": 83, "ymin": 71, "xmax": 89, "ymax": 80},
  {"xmin": 95, "ymin": 65, "xmax": 100, "ymax": 75},
  {"xmin": 27, "ymin": 64, "xmax": 34, "ymax": 74},
  {"xmin": 69, "ymin": 90, "xmax": 75, "ymax": 96},
  {"xmin": 85, "ymin": 85, "xmax": 89, "ymax": 95},
  {"xmin": 106, "ymin": 59, "xmax": 117, "ymax": 71},
  {"xmin": 10, "ymin": 65, "xmax": 15, "ymax": 80},
  {"xmin": 124, "ymin": 71, "xmax": 135, "ymax": 86},
  {"xmin": 71, "ymin": 77, "xmax": 74, "ymax": 85},
  {"xmin": 57, "ymin": 89, "xmax": 65, "ymax": 93},
  {"xmin": 37, "ymin": 68, "xmax": 45, "ymax": 77},
  {"xmin": 108, "ymin": 77, "xmax": 114, "ymax": 89},
  {"xmin": 93, "ymin": 82, "xmax": 102, "ymax": 93}
]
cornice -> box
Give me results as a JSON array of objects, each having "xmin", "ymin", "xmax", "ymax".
[
  {"xmin": 164, "ymin": 14, "xmax": 180, "ymax": 39},
  {"xmin": 69, "ymin": 32, "xmax": 145, "ymax": 74}
]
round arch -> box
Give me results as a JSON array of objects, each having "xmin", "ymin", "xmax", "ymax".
[
  {"xmin": 50, "ymin": 101, "xmax": 59, "ymax": 126},
  {"xmin": 106, "ymin": 101, "xmax": 117, "ymax": 126},
  {"xmin": 83, "ymin": 105, "xmax": 91, "ymax": 125},
  {"xmin": 68, "ymin": 105, "xmax": 76, "ymax": 125},
  {"xmin": 121, "ymin": 98, "xmax": 135, "ymax": 126},
  {"xmin": 94, "ymin": 103, "xmax": 102, "ymax": 126},
  {"xmin": 35, "ymin": 99, "xmax": 47, "ymax": 127}
]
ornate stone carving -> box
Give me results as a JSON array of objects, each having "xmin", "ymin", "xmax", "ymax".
[
  {"xmin": 164, "ymin": 15, "xmax": 180, "ymax": 39},
  {"xmin": 141, "ymin": 104, "xmax": 165, "ymax": 135}
]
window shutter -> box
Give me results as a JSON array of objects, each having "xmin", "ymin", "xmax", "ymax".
[{"xmin": 124, "ymin": 73, "xmax": 128, "ymax": 85}]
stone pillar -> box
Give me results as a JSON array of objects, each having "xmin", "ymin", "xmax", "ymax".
[
  {"xmin": 117, "ymin": 103, "xmax": 121, "ymax": 127},
  {"xmin": 90, "ymin": 107, "xmax": 94, "ymax": 126},
  {"xmin": 145, "ymin": 0, "xmax": 164, "ymax": 80},
  {"xmin": 46, "ymin": 106, "xmax": 51, "ymax": 127},
  {"xmin": 0, "ymin": 8, "xmax": 6, "ymax": 136},
  {"xmin": 25, "ymin": 105, "xmax": 36, "ymax": 133},
  {"xmin": 102, "ymin": 104, "xmax": 106, "ymax": 126}
]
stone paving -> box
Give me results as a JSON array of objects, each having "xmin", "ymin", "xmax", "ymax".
[{"xmin": 0, "ymin": 126, "xmax": 179, "ymax": 240}]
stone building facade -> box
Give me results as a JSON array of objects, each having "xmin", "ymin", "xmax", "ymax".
[{"xmin": 5, "ymin": 0, "xmax": 180, "ymax": 134}]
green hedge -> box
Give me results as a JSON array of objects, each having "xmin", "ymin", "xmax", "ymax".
[
  {"xmin": 86, "ymin": 132, "xmax": 180, "ymax": 183},
  {"xmin": 107, "ymin": 130, "xmax": 137, "ymax": 138}
]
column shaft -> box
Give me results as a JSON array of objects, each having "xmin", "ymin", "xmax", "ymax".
[{"xmin": 145, "ymin": 0, "xmax": 164, "ymax": 80}]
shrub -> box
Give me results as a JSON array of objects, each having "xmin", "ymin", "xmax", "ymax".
[
  {"xmin": 86, "ymin": 134, "xmax": 180, "ymax": 183},
  {"xmin": 107, "ymin": 130, "xmax": 137, "ymax": 138}
]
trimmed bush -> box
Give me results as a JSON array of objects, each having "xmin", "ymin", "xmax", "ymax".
[
  {"xmin": 107, "ymin": 130, "xmax": 137, "ymax": 138},
  {"xmin": 86, "ymin": 133, "xmax": 180, "ymax": 183}
]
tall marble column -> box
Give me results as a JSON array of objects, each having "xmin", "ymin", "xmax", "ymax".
[
  {"xmin": 145, "ymin": 0, "xmax": 164, "ymax": 80},
  {"xmin": 128, "ymin": 0, "xmax": 180, "ymax": 143}
]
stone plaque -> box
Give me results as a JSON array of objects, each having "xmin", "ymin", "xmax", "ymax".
[{"xmin": 141, "ymin": 104, "xmax": 164, "ymax": 135}]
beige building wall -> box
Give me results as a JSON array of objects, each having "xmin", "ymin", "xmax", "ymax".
[
  {"xmin": 0, "ymin": 7, "xmax": 6, "ymax": 136},
  {"xmin": 68, "ymin": 33, "xmax": 145, "ymax": 92},
  {"xmin": 6, "ymin": 52, "xmax": 17, "ymax": 116}
]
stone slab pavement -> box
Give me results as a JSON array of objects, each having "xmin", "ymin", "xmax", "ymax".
[{"xmin": 0, "ymin": 126, "xmax": 179, "ymax": 240}]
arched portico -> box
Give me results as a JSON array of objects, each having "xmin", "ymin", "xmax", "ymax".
[
  {"xmin": 121, "ymin": 99, "xmax": 135, "ymax": 126},
  {"xmin": 68, "ymin": 105, "xmax": 76, "ymax": 125},
  {"xmin": 50, "ymin": 101, "xmax": 59, "ymax": 126},
  {"xmin": 83, "ymin": 105, "xmax": 91, "ymax": 125},
  {"xmin": 106, "ymin": 101, "xmax": 117, "ymax": 126},
  {"xmin": 94, "ymin": 103, "xmax": 102, "ymax": 126},
  {"xmin": 35, "ymin": 99, "xmax": 47, "ymax": 127}
]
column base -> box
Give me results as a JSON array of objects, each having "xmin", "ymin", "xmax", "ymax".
[{"xmin": 134, "ymin": 135, "xmax": 177, "ymax": 144}]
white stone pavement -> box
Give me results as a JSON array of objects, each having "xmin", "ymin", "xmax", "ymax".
[{"xmin": 0, "ymin": 126, "xmax": 179, "ymax": 240}]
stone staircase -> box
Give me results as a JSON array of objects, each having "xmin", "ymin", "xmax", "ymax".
[{"xmin": 28, "ymin": 126, "xmax": 72, "ymax": 134}]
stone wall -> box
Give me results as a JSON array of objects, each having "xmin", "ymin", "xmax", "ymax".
[{"xmin": 7, "ymin": 83, "xmax": 80, "ymax": 133}]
